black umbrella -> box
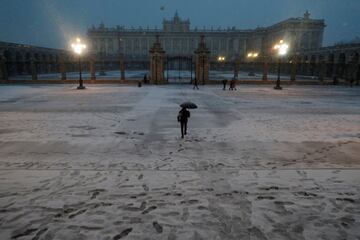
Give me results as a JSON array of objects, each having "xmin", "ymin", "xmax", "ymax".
[{"xmin": 180, "ymin": 102, "xmax": 197, "ymax": 109}]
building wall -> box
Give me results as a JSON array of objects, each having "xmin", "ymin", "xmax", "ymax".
[
  {"xmin": 295, "ymin": 43, "xmax": 360, "ymax": 79},
  {"xmin": 0, "ymin": 41, "xmax": 72, "ymax": 76},
  {"xmin": 87, "ymin": 12, "xmax": 325, "ymax": 62}
]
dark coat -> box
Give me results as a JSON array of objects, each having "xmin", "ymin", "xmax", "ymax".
[{"xmin": 178, "ymin": 108, "xmax": 190, "ymax": 122}]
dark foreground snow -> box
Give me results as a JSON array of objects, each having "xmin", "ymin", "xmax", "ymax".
[{"xmin": 0, "ymin": 84, "xmax": 359, "ymax": 239}]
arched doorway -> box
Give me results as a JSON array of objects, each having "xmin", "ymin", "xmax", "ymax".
[{"xmin": 165, "ymin": 56, "xmax": 194, "ymax": 84}]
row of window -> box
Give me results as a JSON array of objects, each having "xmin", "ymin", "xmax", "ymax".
[{"xmin": 91, "ymin": 38, "xmax": 243, "ymax": 54}]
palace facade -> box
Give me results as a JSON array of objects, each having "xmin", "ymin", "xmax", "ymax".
[{"xmin": 87, "ymin": 11, "xmax": 325, "ymax": 61}]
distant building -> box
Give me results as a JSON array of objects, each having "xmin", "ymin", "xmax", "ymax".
[
  {"xmin": 0, "ymin": 41, "xmax": 71, "ymax": 76},
  {"xmin": 3, "ymin": 11, "xmax": 358, "ymax": 83},
  {"xmin": 87, "ymin": 11, "xmax": 326, "ymax": 61},
  {"xmin": 296, "ymin": 42, "xmax": 360, "ymax": 80}
]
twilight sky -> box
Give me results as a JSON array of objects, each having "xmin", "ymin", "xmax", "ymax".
[{"xmin": 0, "ymin": 0, "xmax": 359, "ymax": 49}]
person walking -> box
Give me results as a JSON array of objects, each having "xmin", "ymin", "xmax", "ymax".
[
  {"xmin": 143, "ymin": 74, "xmax": 147, "ymax": 84},
  {"xmin": 193, "ymin": 77, "xmax": 199, "ymax": 90},
  {"xmin": 229, "ymin": 80, "xmax": 233, "ymax": 90},
  {"xmin": 178, "ymin": 107, "xmax": 190, "ymax": 138},
  {"xmin": 231, "ymin": 79, "xmax": 237, "ymax": 90},
  {"xmin": 222, "ymin": 79, "xmax": 227, "ymax": 90}
]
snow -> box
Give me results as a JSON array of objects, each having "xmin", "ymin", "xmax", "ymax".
[{"xmin": 0, "ymin": 84, "xmax": 359, "ymax": 239}]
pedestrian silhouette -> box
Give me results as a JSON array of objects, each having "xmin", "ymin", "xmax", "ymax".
[
  {"xmin": 222, "ymin": 79, "xmax": 227, "ymax": 90},
  {"xmin": 178, "ymin": 107, "xmax": 190, "ymax": 138},
  {"xmin": 193, "ymin": 78, "xmax": 199, "ymax": 90},
  {"xmin": 143, "ymin": 74, "xmax": 147, "ymax": 84},
  {"xmin": 229, "ymin": 79, "xmax": 237, "ymax": 90}
]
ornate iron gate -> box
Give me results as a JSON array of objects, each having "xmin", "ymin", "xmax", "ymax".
[{"xmin": 165, "ymin": 56, "xmax": 194, "ymax": 84}]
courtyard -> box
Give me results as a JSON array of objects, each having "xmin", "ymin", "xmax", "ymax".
[{"xmin": 0, "ymin": 84, "xmax": 359, "ymax": 240}]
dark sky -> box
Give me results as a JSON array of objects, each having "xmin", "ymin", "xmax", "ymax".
[{"xmin": 0, "ymin": 0, "xmax": 359, "ymax": 49}]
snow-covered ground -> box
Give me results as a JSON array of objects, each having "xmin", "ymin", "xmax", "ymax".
[{"xmin": 0, "ymin": 84, "xmax": 359, "ymax": 239}]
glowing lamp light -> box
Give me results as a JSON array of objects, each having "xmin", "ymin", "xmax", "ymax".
[
  {"xmin": 71, "ymin": 37, "xmax": 87, "ymax": 90},
  {"xmin": 274, "ymin": 40, "xmax": 289, "ymax": 56},
  {"xmin": 247, "ymin": 52, "xmax": 259, "ymax": 58},
  {"xmin": 218, "ymin": 56, "xmax": 225, "ymax": 61},
  {"xmin": 273, "ymin": 40, "xmax": 289, "ymax": 90},
  {"xmin": 247, "ymin": 52, "xmax": 259, "ymax": 76},
  {"xmin": 71, "ymin": 38, "xmax": 87, "ymax": 55}
]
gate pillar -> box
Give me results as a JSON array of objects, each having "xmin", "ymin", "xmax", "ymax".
[
  {"xmin": 149, "ymin": 35, "xmax": 166, "ymax": 84},
  {"xmin": 262, "ymin": 56, "xmax": 269, "ymax": 81},
  {"xmin": 234, "ymin": 56, "xmax": 240, "ymax": 79},
  {"xmin": 120, "ymin": 53, "xmax": 125, "ymax": 81},
  {"xmin": 31, "ymin": 57, "xmax": 38, "ymax": 80},
  {"xmin": 290, "ymin": 56, "xmax": 298, "ymax": 81},
  {"xmin": 90, "ymin": 56, "xmax": 96, "ymax": 82},
  {"xmin": 195, "ymin": 35, "xmax": 210, "ymax": 85},
  {"xmin": 59, "ymin": 54, "xmax": 67, "ymax": 80},
  {"xmin": 318, "ymin": 59, "xmax": 326, "ymax": 83}
]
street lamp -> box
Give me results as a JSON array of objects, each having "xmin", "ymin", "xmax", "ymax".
[
  {"xmin": 71, "ymin": 38, "xmax": 87, "ymax": 90},
  {"xmin": 218, "ymin": 56, "xmax": 225, "ymax": 62},
  {"xmin": 247, "ymin": 52, "xmax": 259, "ymax": 76},
  {"xmin": 202, "ymin": 55, "xmax": 205, "ymax": 84},
  {"xmin": 217, "ymin": 56, "xmax": 225, "ymax": 72},
  {"xmin": 273, "ymin": 40, "xmax": 289, "ymax": 90}
]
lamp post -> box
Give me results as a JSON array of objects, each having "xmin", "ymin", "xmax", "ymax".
[
  {"xmin": 217, "ymin": 55, "xmax": 225, "ymax": 74},
  {"xmin": 202, "ymin": 55, "xmax": 206, "ymax": 85},
  {"xmin": 155, "ymin": 56, "xmax": 158, "ymax": 84},
  {"xmin": 71, "ymin": 38, "xmax": 87, "ymax": 90},
  {"xmin": 273, "ymin": 40, "xmax": 289, "ymax": 90},
  {"xmin": 217, "ymin": 56, "xmax": 225, "ymax": 62},
  {"xmin": 247, "ymin": 52, "xmax": 259, "ymax": 76}
]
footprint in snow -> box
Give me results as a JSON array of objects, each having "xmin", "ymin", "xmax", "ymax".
[{"xmin": 113, "ymin": 228, "xmax": 133, "ymax": 239}]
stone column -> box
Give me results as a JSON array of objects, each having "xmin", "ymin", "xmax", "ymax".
[
  {"xmin": 233, "ymin": 56, "xmax": 240, "ymax": 79},
  {"xmin": 99, "ymin": 59, "xmax": 106, "ymax": 76},
  {"xmin": 118, "ymin": 36, "xmax": 125, "ymax": 81},
  {"xmin": 59, "ymin": 55, "xmax": 67, "ymax": 80},
  {"xmin": 304, "ymin": 60, "xmax": 310, "ymax": 76},
  {"xmin": 325, "ymin": 62, "xmax": 331, "ymax": 78},
  {"xmin": 0, "ymin": 55, "xmax": 8, "ymax": 81},
  {"xmin": 290, "ymin": 57, "xmax": 297, "ymax": 81},
  {"xmin": 99, "ymin": 48, "xmax": 106, "ymax": 76},
  {"xmin": 90, "ymin": 57, "xmax": 96, "ymax": 82},
  {"xmin": 30, "ymin": 58, "xmax": 38, "ymax": 80},
  {"xmin": 356, "ymin": 64, "xmax": 360, "ymax": 85},
  {"xmin": 120, "ymin": 54, "xmax": 125, "ymax": 81},
  {"xmin": 195, "ymin": 35, "xmax": 210, "ymax": 85},
  {"xmin": 47, "ymin": 59, "xmax": 52, "ymax": 73},
  {"xmin": 318, "ymin": 60, "xmax": 326, "ymax": 83},
  {"xmin": 347, "ymin": 61, "xmax": 358, "ymax": 86},
  {"xmin": 332, "ymin": 63, "xmax": 339, "ymax": 85},
  {"xmin": 149, "ymin": 35, "xmax": 166, "ymax": 84},
  {"xmin": 262, "ymin": 57, "xmax": 268, "ymax": 81}
]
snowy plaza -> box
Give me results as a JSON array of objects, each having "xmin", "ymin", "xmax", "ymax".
[{"xmin": 0, "ymin": 84, "xmax": 359, "ymax": 239}]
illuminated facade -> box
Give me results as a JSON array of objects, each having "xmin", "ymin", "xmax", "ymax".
[{"xmin": 87, "ymin": 11, "xmax": 325, "ymax": 61}]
